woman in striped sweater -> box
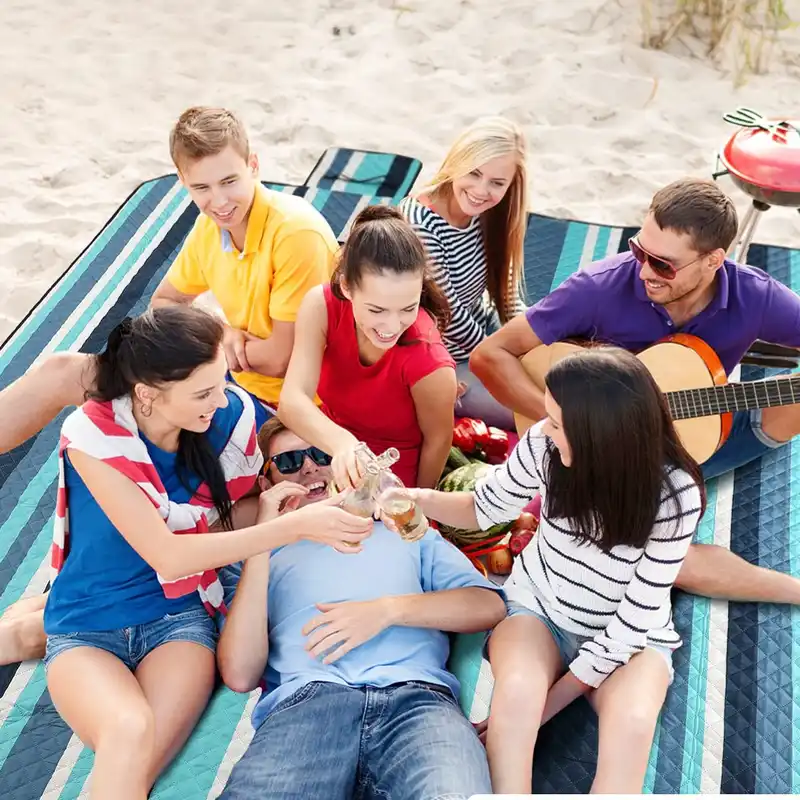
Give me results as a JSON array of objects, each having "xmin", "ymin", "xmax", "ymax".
[
  {"xmin": 411, "ymin": 346, "xmax": 705, "ymax": 794},
  {"xmin": 400, "ymin": 117, "xmax": 528, "ymax": 429}
]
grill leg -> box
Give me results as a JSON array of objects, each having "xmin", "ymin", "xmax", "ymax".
[{"xmin": 729, "ymin": 200, "xmax": 770, "ymax": 263}]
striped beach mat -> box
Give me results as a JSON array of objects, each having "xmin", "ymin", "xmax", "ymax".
[
  {"xmin": 450, "ymin": 218, "xmax": 800, "ymax": 794},
  {"xmin": 0, "ymin": 169, "xmax": 798, "ymax": 796}
]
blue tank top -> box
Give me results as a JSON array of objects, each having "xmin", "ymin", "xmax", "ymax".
[{"xmin": 44, "ymin": 390, "xmax": 246, "ymax": 634}]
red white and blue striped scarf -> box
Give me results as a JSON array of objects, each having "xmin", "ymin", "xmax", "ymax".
[{"xmin": 50, "ymin": 384, "xmax": 263, "ymax": 616}]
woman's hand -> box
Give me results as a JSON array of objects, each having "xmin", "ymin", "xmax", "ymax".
[
  {"xmin": 291, "ymin": 492, "xmax": 374, "ymax": 553},
  {"xmin": 255, "ymin": 482, "xmax": 309, "ymax": 523},
  {"xmin": 331, "ymin": 438, "xmax": 369, "ymax": 491}
]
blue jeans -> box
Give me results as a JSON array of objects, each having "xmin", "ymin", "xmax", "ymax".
[
  {"xmin": 499, "ymin": 601, "xmax": 675, "ymax": 683},
  {"xmin": 701, "ymin": 408, "xmax": 783, "ymax": 480},
  {"xmin": 43, "ymin": 606, "xmax": 218, "ymax": 670},
  {"xmin": 219, "ymin": 681, "xmax": 492, "ymax": 800}
]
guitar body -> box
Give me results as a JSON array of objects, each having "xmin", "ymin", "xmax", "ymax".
[{"xmin": 514, "ymin": 334, "xmax": 734, "ymax": 464}]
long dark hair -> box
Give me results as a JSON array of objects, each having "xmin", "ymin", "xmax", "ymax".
[
  {"xmin": 543, "ymin": 347, "xmax": 705, "ymax": 552},
  {"xmin": 89, "ymin": 305, "xmax": 234, "ymax": 530},
  {"xmin": 331, "ymin": 205, "xmax": 451, "ymax": 337}
]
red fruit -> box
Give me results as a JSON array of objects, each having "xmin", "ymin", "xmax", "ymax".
[{"xmin": 509, "ymin": 529, "xmax": 534, "ymax": 555}]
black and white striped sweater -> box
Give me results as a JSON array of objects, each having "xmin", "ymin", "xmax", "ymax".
[
  {"xmin": 474, "ymin": 422, "xmax": 702, "ymax": 687},
  {"xmin": 400, "ymin": 197, "xmax": 524, "ymax": 362}
]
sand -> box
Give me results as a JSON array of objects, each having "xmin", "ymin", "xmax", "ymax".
[{"xmin": 1, "ymin": 0, "xmax": 799, "ymax": 342}]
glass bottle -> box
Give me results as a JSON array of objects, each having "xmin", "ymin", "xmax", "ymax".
[
  {"xmin": 335, "ymin": 443, "xmax": 378, "ymax": 523},
  {"xmin": 371, "ymin": 449, "xmax": 429, "ymax": 543}
]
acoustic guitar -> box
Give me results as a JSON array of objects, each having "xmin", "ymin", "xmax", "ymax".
[{"xmin": 514, "ymin": 333, "xmax": 800, "ymax": 464}]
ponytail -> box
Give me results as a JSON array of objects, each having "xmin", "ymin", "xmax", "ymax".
[
  {"xmin": 330, "ymin": 205, "xmax": 451, "ymax": 334},
  {"xmin": 90, "ymin": 307, "xmax": 235, "ymax": 530}
]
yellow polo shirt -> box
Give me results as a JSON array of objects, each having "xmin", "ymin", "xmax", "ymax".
[{"xmin": 166, "ymin": 186, "xmax": 339, "ymax": 404}]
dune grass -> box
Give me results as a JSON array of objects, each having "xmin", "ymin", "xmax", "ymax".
[{"xmin": 640, "ymin": 0, "xmax": 795, "ymax": 83}]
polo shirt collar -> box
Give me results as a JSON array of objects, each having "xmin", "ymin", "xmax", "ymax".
[
  {"xmin": 219, "ymin": 185, "xmax": 269, "ymax": 257},
  {"xmin": 632, "ymin": 257, "xmax": 731, "ymax": 314}
]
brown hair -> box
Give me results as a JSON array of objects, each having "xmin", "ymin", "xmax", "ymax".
[
  {"xmin": 544, "ymin": 347, "xmax": 705, "ymax": 553},
  {"xmin": 649, "ymin": 178, "xmax": 738, "ymax": 254},
  {"xmin": 257, "ymin": 416, "xmax": 288, "ymax": 461},
  {"xmin": 169, "ymin": 106, "xmax": 250, "ymax": 172},
  {"xmin": 91, "ymin": 306, "xmax": 234, "ymax": 529},
  {"xmin": 331, "ymin": 205, "xmax": 451, "ymax": 335}
]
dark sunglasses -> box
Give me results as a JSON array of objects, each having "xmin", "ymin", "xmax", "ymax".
[{"xmin": 268, "ymin": 446, "xmax": 332, "ymax": 475}]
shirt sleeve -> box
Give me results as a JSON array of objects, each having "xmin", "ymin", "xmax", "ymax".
[
  {"xmin": 269, "ymin": 229, "xmax": 336, "ymax": 323},
  {"xmin": 473, "ymin": 422, "xmax": 546, "ymax": 529},
  {"xmin": 415, "ymin": 224, "xmax": 487, "ymax": 354},
  {"xmin": 164, "ymin": 217, "xmax": 211, "ymax": 296},
  {"xmin": 525, "ymin": 270, "xmax": 598, "ymax": 345},
  {"xmin": 568, "ymin": 474, "xmax": 702, "ymax": 688},
  {"xmin": 758, "ymin": 277, "xmax": 800, "ymax": 347},
  {"xmin": 418, "ymin": 528, "xmax": 505, "ymax": 598},
  {"xmin": 403, "ymin": 337, "xmax": 456, "ymax": 388}
]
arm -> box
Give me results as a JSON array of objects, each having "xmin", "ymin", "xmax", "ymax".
[
  {"xmin": 278, "ymin": 287, "xmax": 359, "ymax": 457},
  {"xmin": 469, "ymin": 315, "xmax": 547, "ymax": 421},
  {"xmin": 411, "ymin": 367, "xmax": 457, "ymax": 489},
  {"xmin": 69, "ymin": 450, "xmax": 310, "ymax": 579},
  {"xmin": 416, "ymin": 424, "xmax": 544, "ymax": 530},
  {"xmin": 384, "ymin": 586, "xmax": 505, "ymax": 633},
  {"xmin": 241, "ymin": 319, "xmax": 295, "ymax": 379},
  {"xmin": 151, "ymin": 218, "xmax": 208, "ymax": 307},
  {"xmin": 151, "ymin": 277, "xmax": 199, "ymax": 308},
  {"xmin": 217, "ymin": 554, "xmax": 271, "ymax": 692},
  {"xmin": 568, "ymin": 478, "xmax": 702, "ymax": 688}
]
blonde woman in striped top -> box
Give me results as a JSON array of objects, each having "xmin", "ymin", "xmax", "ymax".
[
  {"xmin": 410, "ymin": 346, "xmax": 704, "ymax": 794},
  {"xmin": 400, "ymin": 117, "xmax": 528, "ymax": 429}
]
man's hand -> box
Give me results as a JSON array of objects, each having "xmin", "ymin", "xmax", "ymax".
[
  {"xmin": 223, "ymin": 325, "xmax": 263, "ymax": 373},
  {"xmin": 302, "ymin": 597, "xmax": 395, "ymax": 664},
  {"xmin": 255, "ymin": 482, "xmax": 308, "ymax": 524}
]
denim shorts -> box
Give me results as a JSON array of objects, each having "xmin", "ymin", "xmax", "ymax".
[
  {"xmin": 492, "ymin": 600, "xmax": 675, "ymax": 684},
  {"xmin": 701, "ymin": 408, "xmax": 783, "ymax": 480},
  {"xmin": 44, "ymin": 606, "xmax": 218, "ymax": 671}
]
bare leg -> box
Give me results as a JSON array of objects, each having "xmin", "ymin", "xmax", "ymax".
[
  {"xmin": 0, "ymin": 608, "xmax": 46, "ymax": 664},
  {"xmin": 761, "ymin": 403, "xmax": 800, "ymax": 445},
  {"xmin": 591, "ymin": 649, "xmax": 671, "ymax": 794},
  {"xmin": 676, "ymin": 543, "xmax": 800, "ymax": 604},
  {"xmin": 135, "ymin": 641, "xmax": 216, "ymax": 787},
  {"xmin": 47, "ymin": 647, "xmax": 156, "ymax": 800},
  {"xmin": 485, "ymin": 616, "xmax": 563, "ymax": 794},
  {"xmin": 0, "ymin": 352, "xmax": 95, "ymax": 453}
]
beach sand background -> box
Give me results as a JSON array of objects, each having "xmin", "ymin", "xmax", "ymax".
[{"xmin": 1, "ymin": 0, "xmax": 799, "ymax": 342}]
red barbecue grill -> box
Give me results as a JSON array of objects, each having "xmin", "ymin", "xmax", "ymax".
[{"xmin": 713, "ymin": 107, "xmax": 800, "ymax": 263}]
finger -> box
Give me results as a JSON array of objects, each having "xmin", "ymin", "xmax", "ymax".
[
  {"xmin": 322, "ymin": 639, "xmax": 356, "ymax": 665},
  {"xmin": 316, "ymin": 602, "xmax": 338, "ymax": 612},
  {"xmin": 479, "ymin": 729, "xmax": 487, "ymax": 746},
  {"xmin": 224, "ymin": 345, "xmax": 242, "ymax": 374},
  {"xmin": 301, "ymin": 613, "xmax": 330, "ymax": 638},
  {"xmin": 235, "ymin": 338, "xmax": 251, "ymax": 373},
  {"xmin": 473, "ymin": 718, "xmax": 489, "ymax": 734},
  {"xmin": 306, "ymin": 627, "xmax": 345, "ymax": 658},
  {"xmin": 334, "ymin": 542, "xmax": 363, "ymax": 554}
]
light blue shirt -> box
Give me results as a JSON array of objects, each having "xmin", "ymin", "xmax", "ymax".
[{"xmin": 221, "ymin": 522, "xmax": 502, "ymax": 730}]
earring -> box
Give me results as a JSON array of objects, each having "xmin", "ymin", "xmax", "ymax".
[{"xmin": 140, "ymin": 402, "xmax": 153, "ymax": 418}]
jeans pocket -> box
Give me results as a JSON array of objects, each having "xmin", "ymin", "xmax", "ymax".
[
  {"xmin": 405, "ymin": 681, "xmax": 458, "ymax": 706},
  {"xmin": 266, "ymin": 681, "xmax": 322, "ymax": 721}
]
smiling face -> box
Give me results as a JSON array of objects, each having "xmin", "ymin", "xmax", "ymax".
[
  {"xmin": 137, "ymin": 346, "xmax": 230, "ymax": 435},
  {"xmin": 264, "ymin": 429, "xmax": 333, "ymax": 507},
  {"xmin": 541, "ymin": 390, "xmax": 572, "ymax": 467},
  {"xmin": 635, "ymin": 213, "xmax": 722, "ymax": 305},
  {"xmin": 450, "ymin": 152, "xmax": 517, "ymax": 220},
  {"xmin": 344, "ymin": 269, "xmax": 423, "ymax": 351},
  {"xmin": 179, "ymin": 145, "xmax": 259, "ymax": 233}
]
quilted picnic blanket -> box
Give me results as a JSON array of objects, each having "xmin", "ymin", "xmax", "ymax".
[{"xmin": 0, "ymin": 150, "xmax": 798, "ymax": 796}]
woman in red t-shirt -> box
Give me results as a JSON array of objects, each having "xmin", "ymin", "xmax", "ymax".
[{"xmin": 279, "ymin": 205, "xmax": 457, "ymax": 489}]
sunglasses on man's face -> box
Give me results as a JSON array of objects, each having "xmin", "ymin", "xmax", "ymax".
[
  {"xmin": 628, "ymin": 236, "xmax": 680, "ymax": 280},
  {"xmin": 268, "ymin": 446, "xmax": 333, "ymax": 475}
]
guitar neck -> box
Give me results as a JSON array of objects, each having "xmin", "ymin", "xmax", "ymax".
[{"xmin": 667, "ymin": 374, "xmax": 800, "ymax": 420}]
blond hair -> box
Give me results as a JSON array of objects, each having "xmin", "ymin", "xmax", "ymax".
[
  {"xmin": 419, "ymin": 117, "xmax": 528, "ymax": 323},
  {"xmin": 169, "ymin": 106, "xmax": 250, "ymax": 172}
]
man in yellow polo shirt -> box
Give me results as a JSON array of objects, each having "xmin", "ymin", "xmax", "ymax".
[
  {"xmin": 154, "ymin": 106, "xmax": 339, "ymax": 413},
  {"xmin": 0, "ymin": 106, "xmax": 339, "ymax": 451}
]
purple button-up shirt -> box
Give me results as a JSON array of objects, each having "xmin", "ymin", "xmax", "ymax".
[{"xmin": 525, "ymin": 253, "xmax": 800, "ymax": 375}]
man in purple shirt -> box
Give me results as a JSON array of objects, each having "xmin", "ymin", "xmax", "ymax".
[{"xmin": 471, "ymin": 177, "xmax": 800, "ymax": 605}]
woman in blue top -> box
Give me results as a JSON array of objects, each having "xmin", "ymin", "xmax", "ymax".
[{"xmin": 43, "ymin": 306, "xmax": 372, "ymax": 800}]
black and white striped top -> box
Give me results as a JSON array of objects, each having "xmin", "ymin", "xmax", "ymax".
[
  {"xmin": 400, "ymin": 197, "xmax": 524, "ymax": 362},
  {"xmin": 474, "ymin": 422, "xmax": 702, "ymax": 688}
]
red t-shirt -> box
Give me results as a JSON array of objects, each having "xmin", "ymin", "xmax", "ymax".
[{"xmin": 318, "ymin": 284, "xmax": 455, "ymax": 487}]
